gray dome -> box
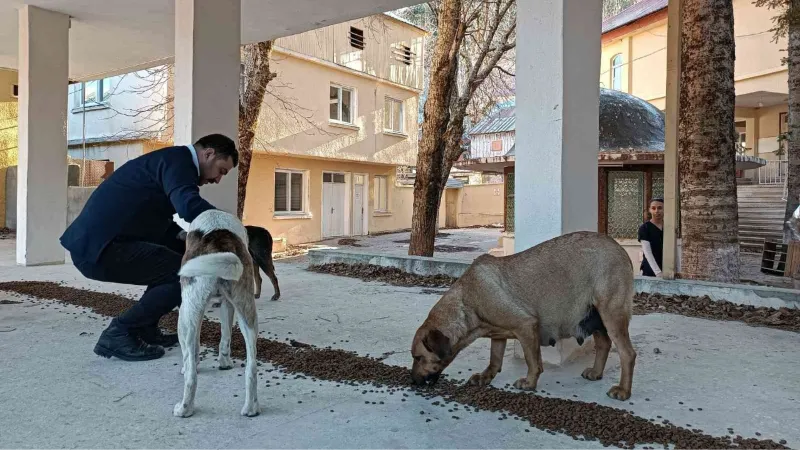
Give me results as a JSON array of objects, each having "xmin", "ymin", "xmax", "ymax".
[{"xmin": 599, "ymin": 87, "xmax": 665, "ymax": 152}]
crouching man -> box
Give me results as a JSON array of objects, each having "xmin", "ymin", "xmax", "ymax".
[{"xmin": 60, "ymin": 134, "xmax": 238, "ymax": 361}]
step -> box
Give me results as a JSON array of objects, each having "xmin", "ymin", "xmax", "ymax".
[
  {"xmin": 740, "ymin": 232, "xmax": 784, "ymax": 241},
  {"xmin": 737, "ymin": 208, "xmax": 786, "ymax": 215},
  {"xmin": 737, "ymin": 197, "xmax": 786, "ymax": 203},
  {"xmin": 738, "ymin": 202, "xmax": 786, "ymax": 208},
  {"xmin": 739, "ymin": 217, "xmax": 785, "ymax": 225},
  {"xmin": 740, "ymin": 227, "xmax": 783, "ymax": 235}
]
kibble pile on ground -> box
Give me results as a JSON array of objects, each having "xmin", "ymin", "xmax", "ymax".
[
  {"xmin": 309, "ymin": 263, "xmax": 800, "ymax": 333},
  {"xmin": 0, "ymin": 280, "xmax": 791, "ymax": 449}
]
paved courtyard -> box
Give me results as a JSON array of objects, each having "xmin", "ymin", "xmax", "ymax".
[
  {"xmin": 1, "ymin": 237, "xmax": 799, "ymax": 448},
  {"xmin": 316, "ymin": 228, "xmax": 503, "ymax": 262}
]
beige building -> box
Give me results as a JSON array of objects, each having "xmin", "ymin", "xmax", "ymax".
[
  {"xmin": 245, "ymin": 14, "xmax": 427, "ymax": 244},
  {"xmin": 600, "ymin": 0, "xmax": 788, "ymax": 175},
  {"xmin": 0, "ymin": 14, "xmax": 429, "ymax": 245}
]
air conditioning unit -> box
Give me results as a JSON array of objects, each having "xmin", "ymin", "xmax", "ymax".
[{"xmin": 11, "ymin": 84, "xmax": 18, "ymax": 98}]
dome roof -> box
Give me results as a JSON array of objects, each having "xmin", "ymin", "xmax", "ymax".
[{"xmin": 599, "ymin": 87, "xmax": 665, "ymax": 152}]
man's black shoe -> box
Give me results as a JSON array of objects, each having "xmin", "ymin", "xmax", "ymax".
[
  {"xmin": 135, "ymin": 326, "xmax": 179, "ymax": 348},
  {"xmin": 93, "ymin": 324, "xmax": 165, "ymax": 362}
]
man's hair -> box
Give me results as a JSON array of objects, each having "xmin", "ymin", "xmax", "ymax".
[
  {"xmin": 195, "ymin": 133, "xmax": 238, "ymax": 167},
  {"xmin": 650, "ymin": 198, "xmax": 664, "ymax": 204}
]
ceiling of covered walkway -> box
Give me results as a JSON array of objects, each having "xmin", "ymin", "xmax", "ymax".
[{"xmin": 0, "ymin": 0, "xmax": 421, "ymax": 81}]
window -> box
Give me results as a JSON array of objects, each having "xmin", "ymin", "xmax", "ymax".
[
  {"xmin": 349, "ymin": 27, "xmax": 365, "ymax": 50},
  {"xmin": 611, "ymin": 54, "xmax": 623, "ymax": 91},
  {"xmin": 392, "ymin": 43, "xmax": 414, "ymax": 66},
  {"xmin": 384, "ymin": 97, "xmax": 404, "ymax": 134},
  {"xmin": 74, "ymin": 77, "xmax": 112, "ymax": 107},
  {"xmin": 491, "ymin": 139, "xmax": 503, "ymax": 152},
  {"xmin": 274, "ymin": 170, "xmax": 305, "ymax": 214},
  {"xmin": 330, "ymin": 84, "xmax": 354, "ymax": 124},
  {"xmin": 374, "ymin": 175, "xmax": 388, "ymax": 212},
  {"xmin": 323, "ymin": 173, "xmax": 346, "ymax": 183}
]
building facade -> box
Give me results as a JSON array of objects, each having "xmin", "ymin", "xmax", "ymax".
[
  {"xmin": 246, "ymin": 14, "xmax": 426, "ymax": 244},
  {"xmin": 600, "ymin": 0, "xmax": 788, "ymax": 177},
  {"xmin": 0, "ymin": 13, "xmax": 427, "ymax": 246}
]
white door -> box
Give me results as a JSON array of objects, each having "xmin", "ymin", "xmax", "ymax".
[
  {"xmin": 352, "ymin": 174, "xmax": 366, "ymax": 236},
  {"xmin": 322, "ymin": 172, "xmax": 347, "ymax": 238}
]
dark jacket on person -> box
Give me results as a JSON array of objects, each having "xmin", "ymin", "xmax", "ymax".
[{"xmin": 60, "ymin": 145, "xmax": 216, "ymax": 263}]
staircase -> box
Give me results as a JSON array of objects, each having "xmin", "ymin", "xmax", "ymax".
[{"xmin": 737, "ymin": 184, "xmax": 786, "ymax": 253}]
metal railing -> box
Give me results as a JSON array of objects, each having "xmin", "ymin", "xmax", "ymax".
[{"xmin": 758, "ymin": 159, "xmax": 788, "ymax": 185}]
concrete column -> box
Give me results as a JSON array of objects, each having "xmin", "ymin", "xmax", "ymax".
[
  {"xmin": 173, "ymin": 0, "xmax": 241, "ymax": 215},
  {"xmin": 662, "ymin": 0, "xmax": 683, "ymax": 279},
  {"xmin": 16, "ymin": 5, "xmax": 69, "ymax": 266},
  {"xmin": 514, "ymin": 0, "xmax": 602, "ymax": 252}
]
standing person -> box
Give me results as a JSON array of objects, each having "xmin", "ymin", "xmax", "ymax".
[
  {"xmin": 638, "ymin": 198, "xmax": 664, "ymax": 277},
  {"xmin": 60, "ymin": 134, "xmax": 238, "ymax": 362}
]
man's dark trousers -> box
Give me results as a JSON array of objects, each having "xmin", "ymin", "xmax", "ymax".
[{"xmin": 72, "ymin": 233, "xmax": 185, "ymax": 354}]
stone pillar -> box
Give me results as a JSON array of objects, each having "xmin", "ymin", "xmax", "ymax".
[
  {"xmin": 173, "ymin": 0, "xmax": 241, "ymax": 215},
  {"xmin": 512, "ymin": 0, "xmax": 602, "ymax": 362},
  {"xmin": 514, "ymin": 0, "xmax": 602, "ymax": 252},
  {"xmin": 662, "ymin": 0, "xmax": 683, "ymax": 279},
  {"xmin": 16, "ymin": 5, "xmax": 69, "ymax": 266}
]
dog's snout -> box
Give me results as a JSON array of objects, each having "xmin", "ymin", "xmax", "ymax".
[{"xmin": 425, "ymin": 373, "xmax": 441, "ymax": 385}]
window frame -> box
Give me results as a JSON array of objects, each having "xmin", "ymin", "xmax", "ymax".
[
  {"xmin": 329, "ymin": 83, "xmax": 356, "ymax": 125},
  {"xmin": 274, "ymin": 169, "xmax": 307, "ymax": 216},
  {"xmin": 374, "ymin": 175, "xmax": 389, "ymax": 213},
  {"xmin": 611, "ymin": 54, "xmax": 624, "ymax": 91},
  {"xmin": 383, "ymin": 96, "xmax": 405, "ymax": 135},
  {"xmin": 73, "ymin": 77, "xmax": 113, "ymax": 111}
]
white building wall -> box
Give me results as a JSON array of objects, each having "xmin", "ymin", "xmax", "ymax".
[{"xmin": 469, "ymin": 131, "xmax": 516, "ymax": 159}]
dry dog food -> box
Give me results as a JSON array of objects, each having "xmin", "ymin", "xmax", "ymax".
[{"xmin": 0, "ymin": 281, "xmax": 790, "ymax": 449}]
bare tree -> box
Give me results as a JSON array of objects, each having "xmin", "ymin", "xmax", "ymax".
[
  {"xmin": 238, "ymin": 42, "xmax": 277, "ymax": 219},
  {"xmin": 403, "ymin": 0, "xmax": 516, "ymax": 257},
  {"xmin": 98, "ymin": 42, "xmax": 334, "ymax": 219},
  {"xmin": 754, "ymin": 0, "xmax": 800, "ymax": 243}
]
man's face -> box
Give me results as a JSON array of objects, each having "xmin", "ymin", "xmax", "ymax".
[
  {"xmin": 199, "ymin": 151, "xmax": 234, "ymax": 186},
  {"xmin": 649, "ymin": 201, "xmax": 664, "ymax": 220}
]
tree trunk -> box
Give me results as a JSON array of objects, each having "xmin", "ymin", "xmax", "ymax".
[
  {"xmin": 678, "ymin": 0, "xmax": 740, "ymax": 282},
  {"xmin": 408, "ymin": 0, "xmax": 462, "ymax": 256},
  {"xmin": 784, "ymin": 0, "xmax": 800, "ymax": 242},
  {"xmin": 237, "ymin": 41, "xmax": 276, "ymax": 220}
]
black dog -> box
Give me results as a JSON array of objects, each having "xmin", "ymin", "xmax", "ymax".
[
  {"xmin": 245, "ymin": 225, "xmax": 281, "ymax": 301},
  {"xmin": 177, "ymin": 225, "xmax": 281, "ymax": 301}
]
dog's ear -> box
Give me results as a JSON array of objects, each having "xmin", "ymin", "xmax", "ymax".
[
  {"xmin": 176, "ymin": 230, "xmax": 188, "ymax": 241},
  {"xmin": 422, "ymin": 329, "xmax": 451, "ymax": 360}
]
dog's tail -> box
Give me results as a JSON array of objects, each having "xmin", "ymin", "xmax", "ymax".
[{"xmin": 179, "ymin": 253, "xmax": 243, "ymax": 281}]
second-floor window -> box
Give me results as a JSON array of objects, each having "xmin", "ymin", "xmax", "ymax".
[
  {"xmin": 330, "ymin": 84, "xmax": 354, "ymax": 125},
  {"xmin": 74, "ymin": 77, "xmax": 112, "ymax": 108},
  {"xmin": 611, "ymin": 54, "xmax": 623, "ymax": 91},
  {"xmin": 384, "ymin": 97, "xmax": 404, "ymax": 134}
]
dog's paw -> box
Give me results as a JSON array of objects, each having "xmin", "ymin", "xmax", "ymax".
[
  {"xmin": 270, "ymin": 294, "xmax": 281, "ymax": 301},
  {"xmin": 173, "ymin": 402, "xmax": 194, "ymax": 418},
  {"xmin": 254, "ymin": 292, "xmax": 261, "ymax": 299},
  {"xmin": 241, "ymin": 400, "xmax": 260, "ymax": 417},
  {"xmin": 218, "ymin": 355, "xmax": 234, "ymax": 370},
  {"xmin": 606, "ymin": 385, "xmax": 631, "ymax": 401},
  {"xmin": 581, "ymin": 367, "xmax": 603, "ymax": 381},
  {"xmin": 467, "ymin": 371, "xmax": 495, "ymax": 387},
  {"xmin": 513, "ymin": 377, "xmax": 538, "ymax": 391}
]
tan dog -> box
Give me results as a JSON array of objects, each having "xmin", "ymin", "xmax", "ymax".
[
  {"xmin": 173, "ymin": 209, "xmax": 259, "ymax": 418},
  {"xmin": 410, "ymin": 231, "xmax": 637, "ymax": 401}
]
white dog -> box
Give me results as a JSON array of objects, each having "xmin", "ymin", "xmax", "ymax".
[{"xmin": 173, "ymin": 209, "xmax": 260, "ymax": 418}]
